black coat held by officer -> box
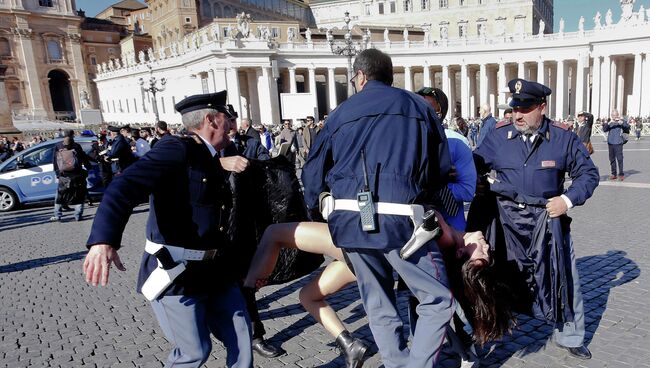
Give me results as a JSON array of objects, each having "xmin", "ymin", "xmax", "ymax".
[
  {"xmin": 470, "ymin": 78, "xmax": 599, "ymax": 360},
  {"xmin": 83, "ymin": 91, "xmax": 254, "ymax": 368}
]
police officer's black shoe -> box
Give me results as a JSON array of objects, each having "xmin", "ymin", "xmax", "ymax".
[
  {"xmin": 556, "ymin": 342, "xmax": 592, "ymax": 360},
  {"xmin": 335, "ymin": 330, "xmax": 369, "ymax": 368},
  {"xmin": 252, "ymin": 338, "xmax": 284, "ymax": 358}
]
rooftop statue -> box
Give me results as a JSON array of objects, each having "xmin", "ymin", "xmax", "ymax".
[
  {"xmin": 594, "ymin": 11, "xmax": 603, "ymax": 29},
  {"xmin": 236, "ymin": 12, "xmax": 251, "ymax": 39}
]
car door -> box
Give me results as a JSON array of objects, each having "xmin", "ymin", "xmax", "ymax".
[{"xmin": 12, "ymin": 145, "xmax": 56, "ymax": 200}]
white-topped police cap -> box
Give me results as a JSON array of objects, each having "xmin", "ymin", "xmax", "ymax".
[
  {"xmin": 508, "ymin": 78, "xmax": 552, "ymax": 108},
  {"xmin": 174, "ymin": 91, "xmax": 229, "ymax": 115}
]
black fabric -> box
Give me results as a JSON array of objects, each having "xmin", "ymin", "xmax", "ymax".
[
  {"xmin": 228, "ymin": 156, "xmax": 324, "ymax": 285},
  {"xmin": 466, "ymin": 183, "xmax": 574, "ymax": 324}
]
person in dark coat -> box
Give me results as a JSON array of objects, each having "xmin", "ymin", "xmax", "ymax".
[
  {"xmin": 471, "ymin": 78, "xmax": 599, "ymax": 360},
  {"xmin": 106, "ymin": 125, "xmax": 136, "ymax": 175},
  {"xmin": 51, "ymin": 130, "xmax": 92, "ymax": 221},
  {"xmin": 576, "ymin": 111, "xmax": 594, "ymax": 155},
  {"xmin": 83, "ymin": 91, "xmax": 254, "ymax": 368},
  {"xmin": 302, "ymin": 48, "xmax": 454, "ymax": 368},
  {"xmin": 240, "ymin": 118, "xmax": 261, "ymax": 141}
]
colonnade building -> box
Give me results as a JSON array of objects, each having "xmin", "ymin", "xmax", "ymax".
[{"xmin": 93, "ymin": 1, "xmax": 650, "ymax": 126}]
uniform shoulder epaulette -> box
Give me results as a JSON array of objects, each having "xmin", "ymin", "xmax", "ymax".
[
  {"xmin": 495, "ymin": 120, "xmax": 512, "ymax": 129},
  {"xmin": 552, "ymin": 121, "xmax": 570, "ymax": 131}
]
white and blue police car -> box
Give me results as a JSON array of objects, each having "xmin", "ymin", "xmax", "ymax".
[{"xmin": 0, "ymin": 137, "xmax": 105, "ymax": 212}]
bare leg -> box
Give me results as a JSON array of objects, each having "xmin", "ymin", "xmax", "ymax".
[
  {"xmin": 243, "ymin": 222, "xmax": 344, "ymax": 288},
  {"xmin": 299, "ymin": 260, "xmax": 356, "ymax": 338}
]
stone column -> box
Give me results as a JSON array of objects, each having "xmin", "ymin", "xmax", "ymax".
[
  {"xmin": 404, "ymin": 66, "xmax": 413, "ymax": 91},
  {"xmin": 327, "ymin": 67, "xmax": 337, "ymax": 111},
  {"xmin": 601, "ymin": 55, "xmax": 611, "ymax": 118},
  {"xmin": 68, "ymin": 33, "xmax": 87, "ymax": 117},
  {"xmin": 555, "ymin": 60, "xmax": 565, "ymax": 119},
  {"xmin": 616, "ymin": 59, "xmax": 625, "ymax": 114},
  {"xmin": 256, "ymin": 66, "xmax": 280, "ymax": 125},
  {"xmin": 575, "ymin": 55, "xmax": 585, "ymax": 115},
  {"xmin": 423, "ymin": 65, "xmax": 431, "ymax": 87},
  {"xmin": 497, "ymin": 61, "xmax": 506, "ymax": 109},
  {"xmin": 537, "ymin": 59, "xmax": 544, "ymax": 83},
  {"xmin": 442, "ymin": 65, "xmax": 450, "ymax": 101},
  {"xmin": 460, "ymin": 63, "xmax": 469, "ymax": 118},
  {"xmin": 0, "ymin": 65, "xmax": 22, "ymax": 136},
  {"xmin": 246, "ymin": 70, "xmax": 260, "ymax": 123},
  {"xmin": 518, "ymin": 61, "xmax": 526, "ymax": 79},
  {"xmin": 591, "ymin": 56, "xmax": 601, "ymax": 118},
  {"xmin": 642, "ymin": 55, "xmax": 650, "ymax": 117},
  {"xmin": 632, "ymin": 53, "xmax": 643, "ymax": 117},
  {"xmin": 288, "ymin": 67, "xmax": 297, "ymax": 93},
  {"xmin": 480, "ymin": 63, "xmax": 488, "ymax": 106},
  {"xmin": 14, "ymin": 28, "xmax": 47, "ymax": 117},
  {"xmin": 308, "ymin": 66, "xmax": 319, "ymax": 119},
  {"xmin": 469, "ymin": 68, "xmax": 477, "ymax": 117},
  {"xmin": 226, "ymin": 67, "xmax": 242, "ymax": 119}
]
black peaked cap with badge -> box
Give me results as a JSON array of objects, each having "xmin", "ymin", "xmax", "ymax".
[
  {"xmin": 508, "ymin": 78, "xmax": 552, "ymax": 108},
  {"xmin": 174, "ymin": 91, "xmax": 229, "ymax": 115}
]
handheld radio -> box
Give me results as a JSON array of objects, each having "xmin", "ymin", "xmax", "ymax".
[{"xmin": 357, "ymin": 149, "xmax": 377, "ymax": 232}]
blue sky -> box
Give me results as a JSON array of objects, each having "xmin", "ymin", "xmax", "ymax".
[{"xmin": 77, "ymin": 0, "xmax": 650, "ymax": 32}]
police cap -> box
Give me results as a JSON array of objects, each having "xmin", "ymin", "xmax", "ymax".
[
  {"xmin": 107, "ymin": 125, "xmax": 130, "ymax": 132},
  {"xmin": 226, "ymin": 104, "xmax": 238, "ymax": 119},
  {"xmin": 174, "ymin": 91, "xmax": 229, "ymax": 115},
  {"xmin": 577, "ymin": 111, "xmax": 589, "ymax": 117},
  {"xmin": 508, "ymin": 78, "xmax": 552, "ymax": 108}
]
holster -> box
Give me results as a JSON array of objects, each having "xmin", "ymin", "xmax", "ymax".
[{"xmin": 141, "ymin": 246, "xmax": 185, "ymax": 301}]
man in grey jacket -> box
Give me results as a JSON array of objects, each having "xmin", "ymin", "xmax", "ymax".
[{"xmin": 602, "ymin": 109, "xmax": 630, "ymax": 181}]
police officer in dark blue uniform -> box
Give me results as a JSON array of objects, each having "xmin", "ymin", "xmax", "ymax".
[
  {"xmin": 302, "ymin": 48, "xmax": 454, "ymax": 368},
  {"xmin": 83, "ymin": 91, "xmax": 254, "ymax": 368},
  {"xmin": 106, "ymin": 125, "xmax": 136, "ymax": 175},
  {"xmin": 473, "ymin": 79, "xmax": 599, "ymax": 360}
]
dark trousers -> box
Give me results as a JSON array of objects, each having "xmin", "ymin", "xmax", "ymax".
[
  {"xmin": 608, "ymin": 144, "xmax": 624, "ymax": 176},
  {"xmin": 240, "ymin": 285, "xmax": 266, "ymax": 339}
]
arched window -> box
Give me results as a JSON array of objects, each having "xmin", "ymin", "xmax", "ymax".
[
  {"xmin": 47, "ymin": 40, "xmax": 62, "ymax": 61},
  {"xmin": 0, "ymin": 38, "xmax": 10, "ymax": 57}
]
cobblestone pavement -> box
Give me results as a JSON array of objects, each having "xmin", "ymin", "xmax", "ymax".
[{"xmin": 1, "ymin": 139, "xmax": 649, "ymax": 368}]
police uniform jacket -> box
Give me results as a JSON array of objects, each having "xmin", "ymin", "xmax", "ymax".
[
  {"xmin": 302, "ymin": 80, "xmax": 452, "ymax": 250},
  {"xmin": 86, "ymin": 134, "xmax": 234, "ymax": 296},
  {"xmin": 473, "ymin": 117, "xmax": 599, "ymax": 207},
  {"xmin": 107, "ymin": 134, "xmax": 136, "ymax": 172}
]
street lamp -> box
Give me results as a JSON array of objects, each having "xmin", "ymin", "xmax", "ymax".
[
  {"xmin": 139, "ymin": 65, "xmax": 166, "ymax": 122},
  {"xmin": 328, "ymin": 11, "xmax": 368, "ymax": 97}
]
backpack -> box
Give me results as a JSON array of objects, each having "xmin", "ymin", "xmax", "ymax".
[{"xmin": 56, "ymin": 147, "xmax": 78, "ymax": 172}]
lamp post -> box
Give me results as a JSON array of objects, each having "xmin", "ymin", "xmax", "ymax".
[
  {"xmin": 328, "ymin": 11, "xmax": 368, "ymax": 97},
  {"xmin": 139, "ymin": 65, "xmax": 166, "ymax": 122}
]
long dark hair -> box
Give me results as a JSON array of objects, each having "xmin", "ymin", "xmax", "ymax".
[{"xmin": 461, "ymin": 258, "xmax": 516, "ymax": 346}]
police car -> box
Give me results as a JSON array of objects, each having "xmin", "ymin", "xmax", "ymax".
[{"xmin": 0, "ymin": 137, "xmax": 105, "ymax": 212}]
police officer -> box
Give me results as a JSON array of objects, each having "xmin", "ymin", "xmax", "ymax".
[
  {"xmin": 106, "ymin": 125, "xmax": 136, "ymax": 175},
  {"xmin": 83, "ymin": 91, "xmax": 254, "ymax": 368},
  {"xmin": 302, "ymin": 49, "xmax": 454, "ymax": 368},
  {"xmin": 473, "ymin": 79, "xmax": 599, "ymax": 360}
]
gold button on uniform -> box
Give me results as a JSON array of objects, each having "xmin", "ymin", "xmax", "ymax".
[
  {"xmin": 221, "ymin": 205, "xmax": 226, "ymax": 210},
  {"xmin": 219, "ymin": 226, "xmax": 224, "ymax": 231},
  {"xmin": 202, "ymin": 178, "xmax": 207, "ymax": 183}
]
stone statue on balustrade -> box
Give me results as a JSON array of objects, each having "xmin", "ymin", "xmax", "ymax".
[
  {"xmin": 170, "ymin": 42, "xmax": 178, "ymax": 56},
  {"xmin": 620, "ymin": 0, "xmax": 635, "ymax": 23},
  {"xmin": 287, "ymin": 27, "xmax": 295, "ymax": 42},
  {"xmin": 138, "ymin": 50, "xmax": 146, "ymax": 64},
  {"xmin": 191, "ymin": 33, "xmax": 200, "ymax": 48},
  {"xmin": 538, "ymin": 19, "xmax": 545, "ymax": 37},
  {"xmin": 639, "ymin": 6, "xmax": 646, "ymax": 23},
  {"xmin": 605, "ymin": 9, "xmax": 613, "ymax": 26},
  {"xmin": 594, "ymin": 11, "xmax": 603, "ymax": 29},
  {"xmin": 579, "ymin": 16, "xmax": 585, "ymax": 33},
  {"xmin": 236, "ymin": 12, "xmax": 251, "ymax": 39},
  {"xmin": 80, "ymin": 90, "xmax": 90, "ymax": 109},
  {"xmin": 559, "ymin": 17, "xmax": 565, "ymax": 34},
  {"xmin": 98, "ymin": 63, "xmax": 104, "ymax": 73},
  {"xmin": 305, "ymin": 28, "xmax": 312, "ymax": 42},
  {"xmin": 108, "ymin": 59, "xmax": 115, "ymax": 70},
  {"xmin": 259, "ymin": 26, "xmax": 271, "ymax": 42},
  {"xmin": 115, "ymin": 58, "xmax": 122, "ymax": 69},
  {"xmin": 147, "ymin": 48, "xmax": 155, "ymax": 62},
  {"xmin": 384, "ymin": 28, "xmax": 389, "ymax": 42},
  {"xmin": 403, "ymin": 28, "xmax": 409, "ymax": 41},
  {"xmin": 211, "ymin": 24, "xmax": 220, "ymax": 41},
  {"xmin": 326, "ymin": 28, "xmax": 333, "ymax": 42},
  {"xmin": 158, "ymin": 47, "xmax": 166, "ymax": 60}
]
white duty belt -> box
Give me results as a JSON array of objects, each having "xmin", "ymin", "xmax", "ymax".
[
  {"xmin": 319, "ymin": 193, "xmax": 439, "ymax": 259},
  {"xmin": 140, "ymin": 240, "xmax": 221, "ymax": 301}
]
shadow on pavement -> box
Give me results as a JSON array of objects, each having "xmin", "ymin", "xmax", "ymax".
[
  {"xmin": 477, "ymin": 250, "xmax": 639, "ymax": 365},
  {"xmin": 0, "ymin": 251, "xmax": 87, "ymax": 273}
]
